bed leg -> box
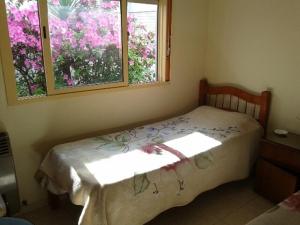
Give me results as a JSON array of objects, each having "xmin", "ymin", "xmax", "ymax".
[{"xmin": 48, "ymin": 191, "xmax": 60, "ymax": 210}]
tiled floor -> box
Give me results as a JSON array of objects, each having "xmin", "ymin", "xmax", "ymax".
[{"xmin": 18, "ymin": 179, "xmax": 274, "ymax": 225}]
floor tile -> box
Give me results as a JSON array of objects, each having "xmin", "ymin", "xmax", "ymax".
[{"xmin": 223, "ymin": 195, "xmax": 274, "ymax": 225}]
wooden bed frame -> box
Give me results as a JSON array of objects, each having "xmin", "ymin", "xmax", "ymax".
[{"xmin": 199, "ymin": 79, "xmax": 271, "ymax": 131}]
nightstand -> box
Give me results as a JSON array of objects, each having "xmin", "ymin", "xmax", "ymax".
[{"xmin": 255, "ymin": 132, "xmax": 300, "ymax": 203}]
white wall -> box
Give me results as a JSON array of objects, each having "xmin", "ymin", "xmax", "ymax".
[
  {"xmin": 0, "ymin": 0, "xmax": 208, "ymax": 208},
  {"xmin": 205, "ymin": 0, "xmax": 300, "ymax": 134}
]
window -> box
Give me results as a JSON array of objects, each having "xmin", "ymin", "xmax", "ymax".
[
  {"xmin": 0, "ymin": 0, "xmax": 172, "ymax": 104},
  {"xmin": 4, "ymin": 0, "xmax": 46, "ymax": 97},
  {"xmin": 47, "ymin": 0, "xmax": 124, "ymax": 90},
  {"xmin": 128, "ymin": 1, "xmax": 158, "ymax": 84}
]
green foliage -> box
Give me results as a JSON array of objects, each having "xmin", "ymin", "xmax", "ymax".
[
  {"xmin": 54, "ymin": 44, "xmax": 122, "ymax": 88},
  {"xmin": 128, "ymin": 27, "xmax": 157, "ymax": 84}
]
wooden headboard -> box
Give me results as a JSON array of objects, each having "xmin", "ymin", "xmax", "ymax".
[{"xmin": 199, "ymin": 79, "xmax": 271, "ymax": 131}]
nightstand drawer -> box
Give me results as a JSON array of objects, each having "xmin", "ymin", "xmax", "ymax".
[
  {"xmin": 255, "ymin": 159, "xmax": 298, "ymax": 203},
  {"xmin": 260, "ymin": 140, "xmax": 300, "ymax": 173}
]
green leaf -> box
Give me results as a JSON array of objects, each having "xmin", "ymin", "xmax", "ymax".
[
  {"xmin": 133, "ymin": 174, "xmax": 150, "ymax": 195},
  {"xmin": 115, "ymin": 132, "xmax": 131, "ymax": 143},
  {"xmin": 34, "ymin": 87, "xmax": 46, "ymax": 95},
  {"xmin": 152, "ymin": 136, "xmax": 164, "ymax": 144}
]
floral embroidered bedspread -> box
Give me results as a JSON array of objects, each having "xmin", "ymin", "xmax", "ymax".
[
  {"xmin": 246, "ymin": 191, "xmax": 300, "ymax": 225},
  {"xmin": 37, "ymin": 106, "xmax": 262, "ymax": 225}
]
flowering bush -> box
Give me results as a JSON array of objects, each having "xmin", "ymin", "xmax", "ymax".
[
  {"xmin": 6, "ymin": 0, "xmax": 157, "ymax": 97},
  {"xmin": 128, "ymin": 15, "xmax": 156, "ymax": 84},
  {"xmin": 6, "ymin": 0, "xmax": 46, "ymax": 96}
]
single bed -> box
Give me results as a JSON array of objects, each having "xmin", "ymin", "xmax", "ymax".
[
  {"xmin": 37, "ymin": 79, "xmax": 271, "ymax": 225},
  {"xmin": 246, "ymin": 191, "xmax": 300, "ymax": 225}
]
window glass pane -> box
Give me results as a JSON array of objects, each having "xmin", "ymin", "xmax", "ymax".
[
  {"xmin": 5, "ymin": 0, "xmax": 47, "ymax": 97},
  {"xmin": 47, "ymin": 0, "xmax": 123, "ymax": 89},
  {"xmin": 127, "ymin": 1, "xmax": 158, "ymax": 84}
]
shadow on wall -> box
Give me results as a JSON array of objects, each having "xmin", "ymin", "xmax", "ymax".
[{"xmin": 0, "ymin": 120, "xmax": 6, "ymax": 133}]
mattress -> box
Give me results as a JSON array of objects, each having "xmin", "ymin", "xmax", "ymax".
[
  {"xmin": 246, "ymin": 191, "xmax": 300, "ymax": 225},
  {"xmin": 37, "ymin": 106, "xmax": 263, "ymax": 225}
]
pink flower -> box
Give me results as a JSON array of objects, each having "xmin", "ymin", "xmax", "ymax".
[
  {"xmin": 101, "ymin": 1, "xmax": 119, "ymax": 10},
  {"xmin": 67, "ymin": 79, "xmax": 73, "ymax": 86},
  {"xmin": 52, "ymin": 0, "xmax": 60, "ymax": 5},
  {"xmin": 20, "ymin": 49, "xmax": 26, "ymax": 55},
  {"xmin": 24, "ymin": 59, "xmax": 31, "ymax": 68},
  {"xmin": 30, "ymin": 84, "xmax": 38, "ymax": 92}
]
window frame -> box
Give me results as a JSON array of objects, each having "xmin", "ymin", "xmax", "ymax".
[{"xmin": 0, "ymin": 0, "xmax": 172, "ymax": 105}]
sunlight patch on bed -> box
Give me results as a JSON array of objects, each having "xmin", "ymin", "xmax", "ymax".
[
  {"xmin": 84, "ymin": 149, "xmax": 179, "ymax": 185},
  {"xmin": 84, "ymin": 132, "xmax": 221, "ymax": 185},
  {"xmin": 164, "ymin": 132, "xmax": 222, "ymax": 158}
]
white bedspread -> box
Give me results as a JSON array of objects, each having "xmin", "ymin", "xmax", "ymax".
[{"xmin": 38, "ymin": 106, "xmax": 263, "ymax": 225}]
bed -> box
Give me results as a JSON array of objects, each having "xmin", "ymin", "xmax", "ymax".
[
  {"xmin": 246, "ymin": 191, "xmax": 300, "ymax": 225},
  {"xmin": 37, "ymin": 79, "xmax": 271, "ymax": 225}
]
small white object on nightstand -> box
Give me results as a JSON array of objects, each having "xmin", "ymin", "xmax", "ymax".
[{"xmin": 273, "ymin": 129, "xmax": 288, "ymax": 136}]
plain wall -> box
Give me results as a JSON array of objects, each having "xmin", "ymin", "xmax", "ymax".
[
  {"xmin": 0, "ymin": 0, "xmax": 208, "ymax": 208},
  {"xmin": 205, "ymin": 0, "xmax": 300, "ymax": 134}
]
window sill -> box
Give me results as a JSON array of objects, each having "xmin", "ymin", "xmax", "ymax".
[{"xmin": 8, "ymin": 81, "xmax": 171, "ymax": 106}]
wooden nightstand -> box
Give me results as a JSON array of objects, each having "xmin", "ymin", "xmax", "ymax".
[{"xmin": 255, "ymin": 132, "xmax": 300, "ymax": 203}]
